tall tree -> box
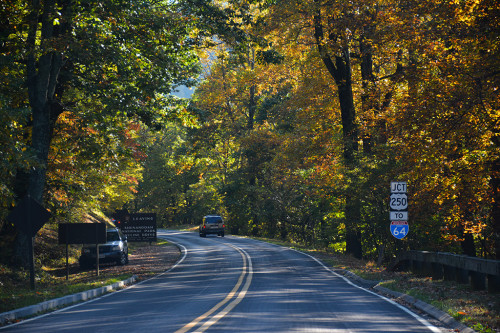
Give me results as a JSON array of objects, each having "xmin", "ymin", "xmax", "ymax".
[
  {"xmin": 5, "ymin": 0, "xmax": 200, "ymax": 266},
  {"xmin": 311, "ymin": 0, "xmax": 363, "ymax": 258},
  {"xmin": 391, "ymin": 0, "xmax": 500, "ymax": 257}
]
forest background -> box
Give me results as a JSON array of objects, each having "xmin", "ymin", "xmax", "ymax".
[{"xmin": 0, "ymin": 0, "xmax": 498, "ymax": 268}]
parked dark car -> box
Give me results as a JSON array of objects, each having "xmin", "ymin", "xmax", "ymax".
[
  {"xmin": 79, "ymin": 228, "xmax": 128, "ymax": 269},
  {"xmin": 199, "ymin": 215, "xmax": 225, "ymax": 237}
]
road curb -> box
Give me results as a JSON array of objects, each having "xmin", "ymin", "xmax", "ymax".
[
  {"xmin": 372, "ymin": 285, "xmax": 476, "ymax": 333},
  {"xmin": 0, "ymin": 275, "xmax": 137, "ymax": 326},
  {"xmin": 333, "ymin": 268, "xmax": 380, "ymax": 288},
  {"xmin": 333, "ymin": 268, "xmax": 475, "ymax": 332}
]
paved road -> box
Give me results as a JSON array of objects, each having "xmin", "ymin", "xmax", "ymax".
[{"xmin": 2, "ymin": 230, "xmax": 445, "ymax": 332}]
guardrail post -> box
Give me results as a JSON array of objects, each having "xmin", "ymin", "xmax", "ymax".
[
  {"xmin": 470, "ymin": 271, "xmax": 486, "ymax": 290},
  {"xmin": 399, "ymin": 259, "xmax": 410, "ymax": 272},
  {"xmin": 431, "ymin": 262, "xmax": 443, "ymax": 280},
  {"xmin": 412, "ymin": 260, "xmax": 424, "ymax": 276},
  {"xmin": 456, "ymin": 268, "xmax": 470, "ymax": 284},
  {"xmin": 423, "ymin": 261, "xmax": 433, "ymax": 277},
  {"xmin": 487, "ymin": 275, "xmax": 500, "ymax": 293},
  {"xmin": 443, "ymin": 265, "xmax": 456, "ymax": 281}
]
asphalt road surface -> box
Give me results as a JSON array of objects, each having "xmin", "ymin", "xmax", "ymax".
[{"xmin": 2, "ymin": 230, "xmax": 447, "ymax": 332}]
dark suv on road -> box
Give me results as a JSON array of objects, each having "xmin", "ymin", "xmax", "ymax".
[
  {"xmin": 199, "ymin": 215, "xmax": 225, "ymax": 237},
  {"xmin": 79, "ymin": 228, "xmax": 128, "ymax": 269}
]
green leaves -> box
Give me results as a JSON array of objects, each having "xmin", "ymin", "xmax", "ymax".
[
  {"xmin": 145, "ymin": 0, "xmax": 500, "ymax": 259},
  {"xmin": 0, "ymin": 0, "xmax": 207, "ymax": 231},
  {"xmin": 2, "ymin": 0, "xmax": 498, "ymax": 263}
]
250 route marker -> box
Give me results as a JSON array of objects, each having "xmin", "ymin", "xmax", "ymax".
[{"xmin": 390, "ymin": 193, "xmax": 408, "ymax": 210}]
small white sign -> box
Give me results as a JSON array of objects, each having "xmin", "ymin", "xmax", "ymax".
[
  {"xmin": 391, "ymin": 181, "xmax": 407, "ymax": 193},
  {"xmin": 390, "ymin": 211, "xmax": 408, "ymax": 220}
]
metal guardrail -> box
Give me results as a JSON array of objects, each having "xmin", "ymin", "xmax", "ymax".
[{"xmin": 389, "ymin": 251, "xmax": 500, "ymax": 293}]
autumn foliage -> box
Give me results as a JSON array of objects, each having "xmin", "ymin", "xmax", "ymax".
[
  {"xmin": 1, "ymin": 0, "xmax": 499, "ymax": 264},
  {"xmin": 138, "ymin": 0, "xmax": 499, "ymax": 261}
]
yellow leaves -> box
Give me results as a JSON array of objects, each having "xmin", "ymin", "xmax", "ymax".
[{"xmin": 450, "ymin": 0, "xmax": 482, "ymax": 25}]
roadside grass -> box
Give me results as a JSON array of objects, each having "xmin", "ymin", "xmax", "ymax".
[
  {"xmin": 0, "ymin": 231, "xmax": 170, "ymax": 315},
  {"xmin": 2, "ymin": 228, "xmax": 498, "ymax": 332},
  {"xmin": 128, "ymin": 238, "xmax": 169, "ymax": 252},
  {"xmin": 172, "ymin": 225, "xmax": 198, "ymax": 232},
  {"xmin": 253, "ymin": 236, "xmax": 500, "ymax": 333},
  {"xmin": 379, "ymin": 278, "xmax": 499, "ymax": 333},
  {"xmin": 0, "ymin": 263, "xmax": 132, "ymax": 313}
]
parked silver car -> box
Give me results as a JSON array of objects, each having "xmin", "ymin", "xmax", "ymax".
[{"xmin": 79, "ymin": 228, "xmax": 128, "ymax": 269}]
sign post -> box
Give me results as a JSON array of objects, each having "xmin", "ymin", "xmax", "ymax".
[
  {"xmin": 390, "ymin": 182, "xmax": 408, "ymax": 239},
  {"xmin": 58, "ymin": 223, "xmax": 106, "ymax": 277}
]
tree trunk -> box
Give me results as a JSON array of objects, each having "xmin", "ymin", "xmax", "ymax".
[
  {"xmin": 248, "ymin": 85, "xmax": 256, "ymax": 130},
  {"xmin": 247, "ymin": 48, "xmax": 256, "ymax": 130},
  {"xmin": 313, "ymin": 8, "xmax": 362, "ymax": 258},
  {"xmin": 360, "ymin": 30, "xmax": 375, "ymax": 154},
  {"xmin": 491, "ymin": 130, "xmax": 500, "ymax": 259},
  {"xmin": 26, "ymin": 0, "xmax": 65, "ymax": 201},
  {"xmin": 14, "ymin": 0, "xmax": 65, "ymax": 268},
  {"xmin": 377, "ymin": 243, "xmax": 385, "ymax": 266},
  {"xmin": 461, "ymin": 232, "xmax": 476, "ymax": 257}
]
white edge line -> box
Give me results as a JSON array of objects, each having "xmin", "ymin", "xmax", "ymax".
[
  {"xmin": 167, "ymin": 234, "xmax": 440, "ymax": 333},
  {"xmin": 290, "ymin": 248, "xmax": 442, "ymax": 333}
]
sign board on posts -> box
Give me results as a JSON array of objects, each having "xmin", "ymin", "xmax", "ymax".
[
  {"xmin": 58, "ymin": 223, "xmax": 107, "ymax": 245},
  {"xmin": 122, "ymin": 213, "xmax": 157, "ymax": 242},
  {"xmin": 58, "ymin": 223, "xmax": 107, "ymax": 279}
]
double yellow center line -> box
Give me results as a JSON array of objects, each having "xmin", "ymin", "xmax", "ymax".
[{"xmin": 175, "ymin": 244, "xmax": 253, "ymax": 333}]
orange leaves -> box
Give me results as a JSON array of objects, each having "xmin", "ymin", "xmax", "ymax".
[
  {"xmin": 51, "ymin": 189, "xmax": 70, "ymax": 205},
  {"xmin": 125, "ymin": 175, "xmax": 139, "ymax": 186},
  {"xmin": 122, "ymin": 122, "xmax": 149, "ymax": 162}
]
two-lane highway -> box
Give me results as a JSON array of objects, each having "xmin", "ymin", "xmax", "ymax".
[{"xmin": 2, "ymin": 230, "xmax": 446, "ymax": 332}]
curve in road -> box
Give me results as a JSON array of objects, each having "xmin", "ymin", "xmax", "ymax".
[{"xmin": 1, "ymin": 230, "xmax": 447, "ymax": 333}]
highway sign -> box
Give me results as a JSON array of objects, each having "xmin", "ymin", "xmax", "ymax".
[
  {"xmin": 390, "ymin": 193, "xmax": 408, "ymax": 210},
  {"xmin": 391, "ymin": 181, "xmax": 407, "ymax": 193},
  {"xmin": 390, "ymin": 181, "xmax": 408, "ymax": 240},
  {"xmin": 7, "ymin": 195, "xmax": 52, "ymax": 289},
  {"xmin": 390, "ymin": 221, "xmax": 409, "ymax": 239},
  {"xmin": 390, "ymin": 211, "xmax": 408, "ymax": 220}
]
